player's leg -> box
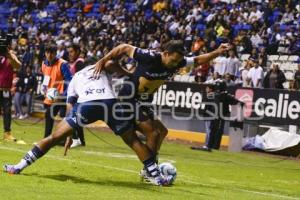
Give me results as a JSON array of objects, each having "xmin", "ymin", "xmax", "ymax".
[
  {"xmin": 120, "ymin": 129, "xmax": 153, "ymax": 162},
  {"xmin": 151, "ymin": 119, "xmax": 168, "ymax": 152},
  {"xmin": 136, "ymin": 119, "xmax": 159, "ymax": 154},
  {"xmin": 119, "ymin": 129, "xmax": 168, "ymax": 185},
  {"xmin": 109, "ymin": 102, "xmax": 168, "ymax": 185},
  {"xmin": 3, "ymin": 120, "xmax": 73, "ymax": 174}
]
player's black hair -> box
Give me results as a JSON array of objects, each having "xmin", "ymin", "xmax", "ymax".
[{"xmin": 163, "ymin": 40, "xmax": 185, "ymax": 56}]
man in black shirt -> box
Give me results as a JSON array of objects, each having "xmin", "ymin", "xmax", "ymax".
[
  {"xmin": 293, "ymin": 62, "xmax": 300, "ymax": 90},
  {"xmin": 192, "ymin": 81, "xmax": 242, "ymax": 151}
]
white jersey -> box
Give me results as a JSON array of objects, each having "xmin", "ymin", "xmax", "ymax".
[{"xmin": 67, "ymin": 65, "xmax": 116, "ymax": 103}]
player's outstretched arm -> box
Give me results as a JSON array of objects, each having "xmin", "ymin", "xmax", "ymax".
[
  {"xmin": 194, "ymin": 43, "xmax": 231, "ymax": 65},
  {"xmin": 93, "ymin": 44, "xmax": 136, "ymax": 78}
]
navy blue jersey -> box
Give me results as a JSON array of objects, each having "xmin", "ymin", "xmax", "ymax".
[{"xmin": 119, "ymin": 48, "xmax": 189, "ymax": 102}]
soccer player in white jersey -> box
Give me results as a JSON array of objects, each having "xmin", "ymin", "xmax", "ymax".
[{"xmin": 3, "ymin": 61, "xmax": 169, "ymax": 186}]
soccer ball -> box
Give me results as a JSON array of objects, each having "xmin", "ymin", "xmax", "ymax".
[
  {"xmin": 46, "ymin": 88, "xmax": 59, "ymax": 100},
  {"xmin": 159, "ymin": 162, "xmax": 177, "ymax": 185}
]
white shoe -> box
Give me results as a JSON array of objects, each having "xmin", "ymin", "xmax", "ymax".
[
  {"xmin": 18, "ymin": 115, "xmax": 26, "ymax": 120},
  {"xmin": 24, "ymin": 114, "xmax": 29, "ymax": 118},
  {"xmin": 12, "ymin": 114, "xmax": 19, "ymax": 119},
  {"xmin": 140, "ymin": 168, "xmax": 169, "ymax": 186},
  {"xmin": 70, "ymin": 139, "xmax": 82, "ymax": 148}
]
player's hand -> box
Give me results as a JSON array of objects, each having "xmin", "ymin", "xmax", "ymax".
[
  {"xmin": 93, "ymin": 60, "xmax": 105, "ymax": 79},
  {"xmin": 216, "ymin": 43, "xmax": 231, "ymax": 55},
  {"xmin": 64, "ymin": 136, "xmax": 73, "ymax": 156}
]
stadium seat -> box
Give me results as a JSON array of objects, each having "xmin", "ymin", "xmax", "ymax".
[
  {"xmin": 285, "ymin": 71, "xmax": 294, "ymax": 80},
  {"xmin": 242, "ymin": 24, "xmax": 252, "ymax": 30},
  {"xmin": 196, "ymin": 24, "xmax": 206, "ymax": 31},
  {"xmin": 278, "ymin": 55, "xmax": 289, "ymax": 62},
  {"xmin": 268, "ymin": 55, "xmax": 279, "ymax": 61},
  {"xmin": 288, "ymin": 55, "xmax": 299, "ymax": 62},
  {"xmin": 291, "ymin": 63, "xmax": 298, "ymax": 71}
]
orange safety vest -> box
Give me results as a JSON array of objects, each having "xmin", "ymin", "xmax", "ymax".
[{"xmin": 42, "ymin": 58, "xmax": 66, "ymax": 105}]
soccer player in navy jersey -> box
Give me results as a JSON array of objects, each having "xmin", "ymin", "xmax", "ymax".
[{"xmin": 93, "ymin": 40, "xmax": 230, "ymax": 180}]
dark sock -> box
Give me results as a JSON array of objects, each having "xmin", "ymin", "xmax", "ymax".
[{"xmin": 143, "ymin": 156, "xmax": 159, "ymax": 177}]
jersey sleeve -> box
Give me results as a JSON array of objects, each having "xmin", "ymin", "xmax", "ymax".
[
  {"xmin": 132, "ymin": 48, "xmax": 157, "ymax": 63},
  {"xmin": 66, "ymin": 77, "xmax": 78, "ymax": 105}
]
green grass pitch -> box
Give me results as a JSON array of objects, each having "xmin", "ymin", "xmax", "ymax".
[{"xmin": 0, "ymin": 119, "xmax": 300, "ymax": 200}]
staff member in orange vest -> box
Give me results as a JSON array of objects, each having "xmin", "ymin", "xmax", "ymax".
[
  {"xmin": 42, "ymin": 43, "xmax": 72, "ymax": 138},
  {"xmin": 0, "ymin": 35, "xmax": 24, "ymax": 143},
  {"xmin": 67, "ymin": 43, "xmax": 85, "ymax": 147}
]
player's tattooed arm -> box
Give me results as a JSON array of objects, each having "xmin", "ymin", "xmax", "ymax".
[{"xmin": 93, "ymin": 44, "xmax": 136, "ymax": 78}]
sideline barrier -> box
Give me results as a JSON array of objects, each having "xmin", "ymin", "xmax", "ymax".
[
  {"xmin": 31, "ymin": 81, "xmax": 299, "ymax": 146},
  {"xmin": 153, "ymin": 82, "xmax": 300, "ymax": 126}
]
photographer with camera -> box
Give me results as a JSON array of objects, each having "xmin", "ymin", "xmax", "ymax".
[
  {"xmin": 191, "ymin": 81, "xmax": 242, "ymax": 151},
  {"xmin": 0, "ymin": 34, "xmax": 24, "ymax": 143}
]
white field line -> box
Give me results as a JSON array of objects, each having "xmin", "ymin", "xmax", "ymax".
[{"xmin": 0, "ymin": 146, "xmax": 299, "ymax": 200}]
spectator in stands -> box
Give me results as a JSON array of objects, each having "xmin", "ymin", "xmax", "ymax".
[
  {"xmin": 247, "ymin": 58, "xmax": 264, "ymax": 88},
  {"xmin": 213, "ymin": 52, "xmax": 227, "ymax": 77},
  {"xmin": 237, "ymin": 30, "xmax": 253, "ymax": 54},
  {"xmin": 293, "ymin": 61, "xmax": 300, "ymax": 90},
  {"xmin": 0, "ymin": 0, "xmax": 299, "ymax": 80},
  {"xmin": 258, "ymin": 47, "xmax": 268, "ymax": 68},
  {"xmin": 41, "ymin": 43, "xmax": 72, "ymax": 138},
  {"xmin": 205, "ymin": 72, "xmax": 221, "ymax": 84},
  {"xmin": 225, "ymin": 49, "xmax": 241, "ymax": 80},
  {"xmin": 250, "ymin": 31, "xmax": 263, "ymax": 48},
  {"xmin": 193, "ymin": 61, "xmax": 212, "ymax": 83},
  {"xmin": 263, "ymin": 63, "xmax": 286, "ymax": 89},
  {"xmin": 241, "ymin": 61, "xmax": 252, "ymax": 87},
  {"xmin": 13, "ymin": 67, "xmax": 36, "ymax": 119},
  {"xmin": 248, "ymin": 5, "xmax": 263, "ymax": 24},
  {"xmin": 224, "ymin": 73, "xmax": 235, "ymax": 86}
]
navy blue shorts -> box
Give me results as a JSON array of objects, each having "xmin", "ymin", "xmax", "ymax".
[
  {"xmin": 119, "ymin": 98, "xmax": 155, "ymax": 124},
  {"xmin": 65, "ymin": 99, "xmax": 133, "ymax": 135}
]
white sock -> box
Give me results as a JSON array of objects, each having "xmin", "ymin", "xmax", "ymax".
[{"xmin": 14, "ymin": 159, "xmax": 28, "ymax": 170}]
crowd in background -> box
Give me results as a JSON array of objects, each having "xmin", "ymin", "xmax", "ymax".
[{"xmin": 0, "ymin": 0, "xmax": 300, "ymax": 117}]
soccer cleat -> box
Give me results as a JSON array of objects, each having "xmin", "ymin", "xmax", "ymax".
[
  {"xmin": 140, "ymin": 169, "xmax": 150, "ymax": 182},
  {"xmin": 145, "ymin": 173, "xmax": 170, "ymax": 186},
  {"xmin": 3, "ymin": 132, "xmax": 17, "ymax": 142},
  {"xmin": 140, "ymin": 168, "xmax": 170, "ymax": 186},
  {"xmin": 3, "ymin": 164, "xmax": 21, "ymax": 174}
]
